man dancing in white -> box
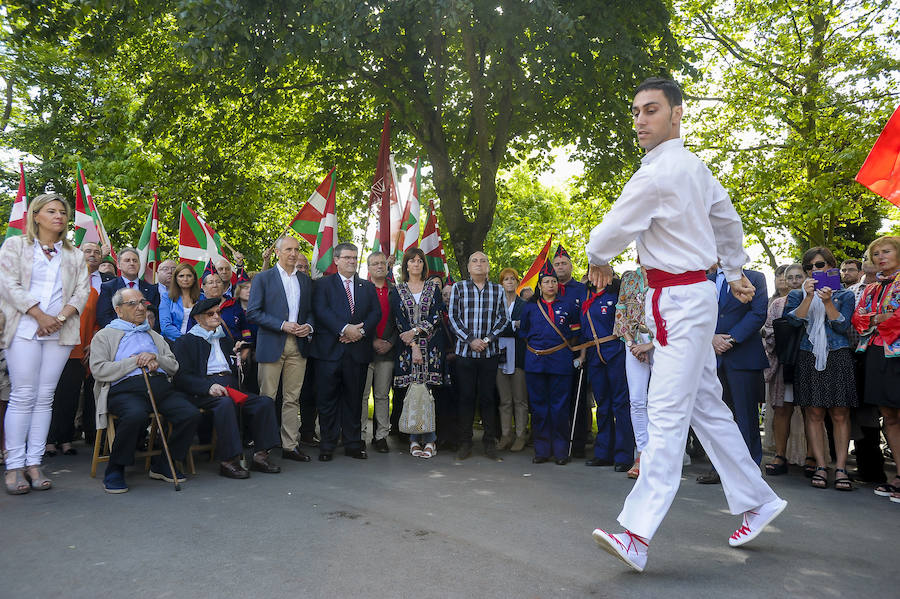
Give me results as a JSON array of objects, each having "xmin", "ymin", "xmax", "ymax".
[{"xmin": 585, "ymin": 78, "xmax": 786, "ymax": 572}]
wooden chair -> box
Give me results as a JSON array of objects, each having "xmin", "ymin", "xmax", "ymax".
[{"xmin": 90, "ymin": 414, "xmax": 162, "ymax": 478}]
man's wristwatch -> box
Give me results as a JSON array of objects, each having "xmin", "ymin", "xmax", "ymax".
[
  {"xmin": 482, "ymin": 336, "xmax": 490, "ymax": 344},
  {"xmin": 56, "ymin": 314, "xmax": 67, "ymax": 323},
  {"xmin": 359, "ymin": 328, "xmax": 366, "ymax": 337}
]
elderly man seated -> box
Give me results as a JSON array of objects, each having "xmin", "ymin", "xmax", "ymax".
[
  {"xmin": 173, "ymin": 297, "xmax": 281, "ymax": 479},
  {"xmin": 91, "ymin": 288, "xmax": 201, "ymax": 494}
]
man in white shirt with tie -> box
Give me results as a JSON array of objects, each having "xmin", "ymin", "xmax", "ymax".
[{"xmin": 584, "ymin": 77, "xmax": 785, "ymax": 572}]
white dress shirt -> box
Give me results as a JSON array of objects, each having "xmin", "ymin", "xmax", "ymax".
[
  {"xmin": 15, "ymin": 240, "xmax": 64, "ymax": 340},
  {"xmin": 276, "ymin": 263, "xmax": 301, "ymax": 324},
  {"xmin": 90, "ymin": 270, "xmax": 103, "ymax": 293},
  {"xmin": 585, "ymin": 138, "xmax": 749, "ymax": 282},
  {"xmin": 206, "ymin": 333, "xmax": 231, "ymax": 374},
  {"xmin": 339, "ymin": 273, "xmax": 356, "ymax": 307}
]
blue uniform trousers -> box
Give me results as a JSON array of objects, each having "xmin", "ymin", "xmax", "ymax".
[
  {"xmin": 586, "ymin": 351, "xmax": 634, "ymax": 463},
  {"xmin": 526, "ymin": 372, "xmax": 572, "ymax": 459}
]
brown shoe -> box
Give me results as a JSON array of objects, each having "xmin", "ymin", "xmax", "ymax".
[
  {"xmin": 250, "ymin": 451, "xmax": 281, "ymax": 474},
  {"xmin": 496, "ymin": 435, "xmax": 513, "ymax": 451},
  {"xmin": 219, "ymin": 459, "xmax": 250, "ymax": 479},
  {"xmin": 509, "ymin": 436, "xmax": 527, "ymax": 452}
]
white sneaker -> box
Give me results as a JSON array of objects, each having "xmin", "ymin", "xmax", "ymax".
[
  {"xmin": 729, "ymin": 498, "xmax": 787, "ymax": 547},
  {"xmin": 592, "ymin": 528, "xmax": 648, "ymax": 572}
]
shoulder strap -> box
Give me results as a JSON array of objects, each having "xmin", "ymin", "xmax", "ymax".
[
  {"xmin": 537, "ymin": 301, "xmax": 569, "ymax": 345},
  {"xmin": 585, "ymin": 310, "xmax": 606, "ymax": 364}
]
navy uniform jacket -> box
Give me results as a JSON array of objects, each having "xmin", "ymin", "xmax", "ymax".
[
  {"xmin": 310, "ymin": 273, "xmax": 382, "ymax": 364},
  {"xmin": 710, "ymin": 269, "xmax": 769, "ymax": 371},
  {"xmin": 518, "ymin": 298, "xmax": 577, "ymax": 375},
  {"xmin": 580, "ymin": 289, "xmax": 626, "ymax": 366}
]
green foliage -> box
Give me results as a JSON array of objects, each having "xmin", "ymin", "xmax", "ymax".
[
  {"xmin": 671, "ymin": 0, "xmax": 900, "ymax": 265},
  {"xmin": 1, "ymin": 0, "xmax": 683, "ymax": 276}
]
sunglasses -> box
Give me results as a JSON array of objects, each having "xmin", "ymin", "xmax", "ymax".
[
  {"xmin": 202, "ymin": 310, "xmax": 222, "ymax": 317},
  {"xmin": 805, "ymin": 261, "xmax": 827, "ymax": 270}
]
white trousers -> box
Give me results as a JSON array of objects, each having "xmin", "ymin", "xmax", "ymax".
[
  {"xmin": 4, "ymin": 337, "xmax": 73, "ymax": 469},
  {"xmin": 617, "ymin": 280, "xmax": 779, "ymax": 539},
  {"xmin": 624, "ymin": 349, "xmax": 650, "ymax": 452}
]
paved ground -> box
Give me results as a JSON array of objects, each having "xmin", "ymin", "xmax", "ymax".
[{"xmin": 2, "ymin": 434, "xmax": 896, "ymax": 599}]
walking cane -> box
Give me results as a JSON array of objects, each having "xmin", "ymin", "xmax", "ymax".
[
  {"xmin": 141, "ymin": 368, "xmax": 181, "ymax": 491},
  {"xmin": 567, "ymin": 366, "xmax": 585, "ymax": 458},
  {"xmin": 234, "ymin": 346, "xmax": 248, "ymax": 470}
]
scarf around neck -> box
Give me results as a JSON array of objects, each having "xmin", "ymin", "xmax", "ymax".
[
  {"xmin": 189, "ymin": 323, "xmax": 225, "ymax": 344},
  {"xmin": 108, "ymin": 318, "xmax": 151, "ymax": 341}
]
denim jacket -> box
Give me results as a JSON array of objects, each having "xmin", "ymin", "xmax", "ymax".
[{"xmin": 784, "ymin": 288, "xmax": 855, "ymax": 352}]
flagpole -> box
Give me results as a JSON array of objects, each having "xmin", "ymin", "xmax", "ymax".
[
  {"xmin": 359, "ymin": 195, "xmax": 375, "ymax": 275},
  {"xmin": 264, "ymin": 223, "xmax": 295, "ymax": 255}
]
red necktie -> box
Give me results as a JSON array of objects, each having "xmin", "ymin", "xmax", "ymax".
[
  {"xmin": 128, "ymin": 281, "xmax": 135, "ymax": 289},
  {"xmin": 344, "ymin": 279, "xmax": 354, "ymax": 313}
]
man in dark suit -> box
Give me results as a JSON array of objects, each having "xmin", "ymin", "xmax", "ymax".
[
  {"xmin": 310, "ymin": 242, "xmax": 382, "ymax": 461},
  {"xmin": 246, "ymin": 235, "xmax": 316, "ymax": 463},
  {"xmin": 96, "ymin": 247, "xmax": 161, "ymax": 328},
  {"xmin": 697, "ymin": 266, "xmax": 769, "ymax": 484},
  {"xmin": 173, "ymin": 297, "xmax": 281, "ymax": 479}
]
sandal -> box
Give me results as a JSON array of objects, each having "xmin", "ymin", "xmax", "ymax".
[
  {"xmin": 833, "ymin": 468, "xmax": 853, "ymax": 492},
  {"xmin": 44, "ymin": 444, "xmax": 58, "ymax": 458},
  {"xmin": 810, "ymin": 466, "xmax": 828, "ymax": 489},
  {"xmin": 891, "ymin": 491, "xmax": 900, "ymax": 504},
  {"xmin": 765, "ymin": 455, "xmax": 788, "ymax": 476},
  {"xmin": 420, "ymin": 443, "xmax": 436, "ymax": 459},
  {"xmin": 410, "ymin": 443, "xmax": 424, "ymax": 458},
  {"xmin": 61, "ymin": 443, "xmax": 77, "ymax": 456},
  {"xmin": 803, "ymin": 456, "xmax": 816, "ymax": 479},
  {"xmin": 627, "ymin": 455, "xmax": 640, "ymax": 479},
  {"xmin": 5, "ymin": 468, "xmax": 30, "ymax": 495},
  {"xmin": 874, "ymin": 477, "xmax": 900, "ymax": 497},
  {"xmin": 25, "ymin": 465, "xmax": 52, "ymax": 491}
]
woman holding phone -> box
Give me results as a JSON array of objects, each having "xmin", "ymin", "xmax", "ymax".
[{"xmin": 784, "ymin": 246, "xmax": 857, "ymax": 490}]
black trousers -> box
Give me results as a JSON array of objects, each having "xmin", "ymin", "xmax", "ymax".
[
  {"xmin": 299, "ymin": 358, "xmax": 318, "ymax": 437},
  {"xmin": 316, "ymin": 354, "xmax": 367, "ymax": 453},
  {"xmin": 434, "ymin": 360, "xmax": 460, "ymax": 446},
  {"xmin": 852, "ymin": 351, "xmax": 885, "ymax": 480},
  {"xmin": 49, "ymin": 358, "xmax": 88, "ymax": 444},
  {"xmin": 106, "ymin": 375, "xmax": 201, "ymax": 469},
  {"xmin": 455, "ymin": 356, "xmax": 500, "ymax": 445},
  {"xmin": 190, "ymin": 374, "xmax": 279, "ymax": 460}
]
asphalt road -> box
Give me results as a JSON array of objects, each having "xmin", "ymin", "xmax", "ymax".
[{"xmin": 1, "ymin": 434, "xmax": 896, "ymax": 599}]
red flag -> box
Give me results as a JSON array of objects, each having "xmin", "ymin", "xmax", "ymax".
[
  {"xmin": 226, "ymin": 387, "xmax": 248, "ymax": 405},
  {"xmin": 369, "ymin": 112, "xmax": 394, "ymax": 253},
  {"xmin": 856, "ymin": 104, "xmax": 900, "ymax": 207},
  {"xmin": 517, "ymin": 235, "xmax": 554, "ymax": 295},
  {"xmin": 5, "ymin": 162, "xmax": 28, "ymax": 240}
]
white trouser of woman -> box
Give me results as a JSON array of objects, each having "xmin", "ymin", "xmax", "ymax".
[
  {"xmin": 625, "ymin": 332, "xmax": 652, "ymax": 453},
  {"xmin": 4, "ymin": 337, "xmax": 73, "ymax": 469}
]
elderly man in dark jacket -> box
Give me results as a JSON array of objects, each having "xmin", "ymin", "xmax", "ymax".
[{"xmin": 173, "ymin": 297, "xmax": 281, "ymax": 479}]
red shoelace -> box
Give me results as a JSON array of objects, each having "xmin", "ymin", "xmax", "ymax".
[{"xmin": 730, "ymin": 509, "xmax": 758, "ymax": 540}]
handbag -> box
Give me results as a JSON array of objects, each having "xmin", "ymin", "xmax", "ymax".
[
  {"xmin": 772, "ymin": 316, "xmax": 802, "ymax": 366},
  {"xmin": 398, "ymin": 382, "xmax": 436, "ymax": 434}
]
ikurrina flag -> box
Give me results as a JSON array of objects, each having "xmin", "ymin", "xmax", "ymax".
[
  {"xmin": 137, "ymin": 196, "xmax": 160, "ymax": 283},
  {"xmin": 856, "ymin": 104, "xmax": 900, "ymax": 207},
  {"xmin": 289, "ymin": 167, "xmax": 335, "ymax": 245},
  {"xmin": 311, "ymin": 173, "xmax": 339, "ymax": 279},
  {"xmin": 517, "ymin": 235, "xmax": 553, "ymax": 296},
  {"xmin": 73, "ymin": 163, "xmax": 115, "ymax": 260},
  {"xmin": 178, "ymin": 202, "xmax": 228, "ymax": 277},
  {"xmin": 420, "ymin": 199, "xmax": 447, "ymax": 279},
  {"xmin": 5, "ymin": 162, "xmax": 28, "ymax": 240},
  {"xmin": 399, "ymin": 156, "xmax": 422, "ymax": 254}
]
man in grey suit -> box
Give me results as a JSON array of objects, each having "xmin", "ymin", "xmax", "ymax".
[{"xmin": 246, "ymin": 236, "xmax": 316, "ymax": 462}]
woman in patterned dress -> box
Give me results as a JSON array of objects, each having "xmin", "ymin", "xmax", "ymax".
[{"xmin": 389, "ymin": 248, "xmax": 445, "ymax": 458}]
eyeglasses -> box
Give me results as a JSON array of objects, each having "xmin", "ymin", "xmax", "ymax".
[
  {"xmin": 121, "ymin": 299, "xmax": 149, "ymax": 308},
  {"xmin": 202, "ymin": 310, "xmax": 221, "ymax": 317},
  {"xmin": 805, "ymin": 261, "xmax": 827, "ymax": 270}
]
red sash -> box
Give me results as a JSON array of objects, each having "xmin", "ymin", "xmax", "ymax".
[{"xmin": 644, "ymin": 269, "xmax": 707, "ymax": 346}]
